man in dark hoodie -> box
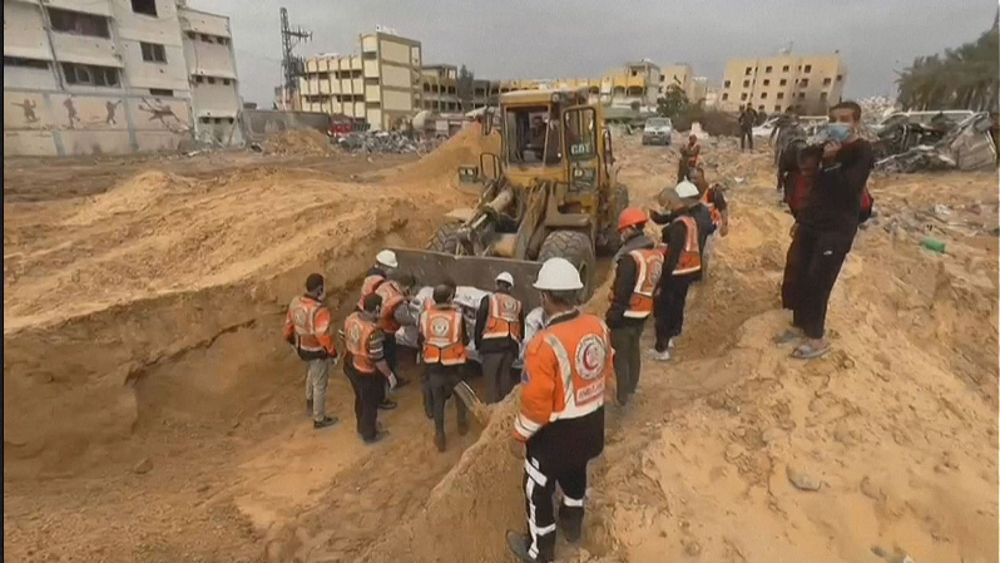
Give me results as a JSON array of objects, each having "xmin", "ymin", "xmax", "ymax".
[{"xmin": 605, "ymin": 207, "xmax": 660, "ymax": 406}]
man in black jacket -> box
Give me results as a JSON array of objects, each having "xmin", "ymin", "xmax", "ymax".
[
  {"xmin": 475, "ymin": 272, "xmax": 525, "ymax": 404},
  {"xmin": 776, "ymin": 101, "xmax": 874, "ymax": 359},
  {"xmin": 606, "ymin": 207, "xmax": 660, "ymax": 406}
]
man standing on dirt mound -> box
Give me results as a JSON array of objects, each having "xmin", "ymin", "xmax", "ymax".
[
  {"xmin": 283, "ymin": 273, "xmax": 339, "ymax": 429},
  {"xmin": 418, "ymin": 284, "xmax": 470, "ymax": 452},
  {"xmin": 357, "ymin": 249, "xmax": 397, "ymax": 311},
  {"xmin": 606, "ymin": 207, "xmax": 661, "ymax": 406},
  {"xmin": 343, "ymin": 293, "xmax": 395, "ymax": 444},
  {"xmin": 506, "ymin": 258, "xmax": 615, "ymax": 563},
  {"xmin": 776, "ymin": 101, "xmax": 874, "ymax": 360},
  {"xmin": 374, "ymin": 271, "xmax": 417, "ymax": 401},
  {"xmin": 475, "ymin": 272, "xmax": 525, "ymax": 404}
]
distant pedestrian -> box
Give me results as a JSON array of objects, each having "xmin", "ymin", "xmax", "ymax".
[
  {"xmin": 738, "ymin": 106, "xmax": 756, "ymax": 151},
  {"xmin": 677, "ymin": 134, "xmax": 701, "ymax": 183}
]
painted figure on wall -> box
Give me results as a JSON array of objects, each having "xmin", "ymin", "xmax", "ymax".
[
  {"xmin": 105, "ymin": 100, "xmax": 122, "ymax": 125},
  {"xmin": 12, "ymin": 99, "xmax": 39, "ymax": 123},
  {"xmin": 64, "ymin": 97, "xmax": 80, "ymax": 128}
]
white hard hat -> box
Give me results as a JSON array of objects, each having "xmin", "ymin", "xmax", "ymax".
[
  {"xmin": 533, "ymin": 258, "xmax": 583, "ymax": 291},
  {"xmin": 375, "ymin": 249, "xmax": 398, "ymax": 269},
  {"xmin": 675, "ymin": 180, "xmax": 700, "ymax": 199},
  {"xmin": 496, "ymin": 272, "xmax": 514, "ymax": 286}
]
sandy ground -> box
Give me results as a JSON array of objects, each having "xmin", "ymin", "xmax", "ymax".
[{"xmin": 3, "ymin": 128, "xmax": 997, "ymax": 563}]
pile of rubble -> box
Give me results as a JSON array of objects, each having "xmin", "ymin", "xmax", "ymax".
[
  {"xmin": 858, "ymin": 95, "xmax": 897, "ymax": 125},
  {"xmin": 875, "ymin": 112, "xmax": 997, "ymax": 173},
  {"xmin": 335, "ymin": 131, "xmax": 446, "ymax": 155}
]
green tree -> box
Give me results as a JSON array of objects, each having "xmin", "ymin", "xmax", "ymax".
[
  {"xmin": 656, "ymin": 84, "xmax": 690, "ymax": 118},
  {"xmin": 457, "ymin": 65, "xmax": 475, "ymax": 112}
]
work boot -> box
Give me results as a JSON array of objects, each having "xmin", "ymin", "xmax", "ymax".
[
  {"xmin": 313, "ymin": 416, "xmax": 338, "ymax": 429},
  {"xmin": 434, "ymin": 432, "xmax": 446, "ymax": 453},
  {"xmin": 505, "ymin": 531, "xmax": 544, "ymax": 563},
  {"xmin": 363, "ymin": 429, "xmax": 389, "ymax": 445},
  {"xmin": 558, "ymin": 505, "xmax": 584, "ymax": 543},
  {"xmin": 378, "ymin": 399, "xmax": 398, "ymax": 410},
  {"xmin": 394, "ymin": 376, "xmax": 411, "ymax": 389}
]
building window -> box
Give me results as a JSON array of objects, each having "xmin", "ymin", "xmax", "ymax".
[
  {"xmin": 3, "ymin": 56, "xmax": 49, "ymax": 69},
  {"xmin": 742, "ymin": 80, "xmax": 750, "ymax": 88},
  {"xmin": 216, "ymin": 37, "xmax": 229, "ymax": 46},
  {"xmin": 823, "ymin": 77, "xmax": 832, "ymax": 86},
  {"xmin": 223, "ymin": 78, "xmax": 231, "ymax": 85},
  {"xmin": 774, "ymin": 105, "xmax": 781, "ymax": 111},
  {"xmin": 48, "ymin": 8, "xmax": 110, "ymax": 38},
  {"xmin": 740, "ymin": 92, "xmax": 747, "ymax": 101},
  {"xmin": 131, "ymin": 0, "xmax": 157, "ymax": 17},
  {"xmin": 760, "ymin": 92, "xmax": 768, "ymax": 99},
  {"xmin": 447, "ymin": 86, "xmax": 456, "ymax": 94},
  {"xmin": 194, "ymin": 75, "xmax": 204, "ymax": 83},
  {"xmin": 140, "ymin": 42, "xmax": 167, "ymax": 63},
  {"xmin": 757, "ymin": 105, "xmax": 764, "ymax": 112},
  {"xmin": 723, "ymin": 80, "xmax": 731, "ymax": 88},
  {"xmin": 820, "ymin": 92, "xmax": 828, "ymax": 101},
  {"xmin": 779, "ymin": 78, "xmax": 787, "ymax": 86},
  {"xmin": 187, "ymin": 31, "xmax": 196, "ymax": 39},
  {"xmin": 804, "ymin": 64, "xmax": 812, "ymax": 73},
  {"xmin": 765, "ymin": 66, "xmax": 773, "ymax": 73},
  {"xmin": 782, "ymin": 65, "xmax": 789, "ymax": 72},
  {"xmin": 763, "ymin": 79, "xmax": 770, "ymax": 86},
  {"xmin": 745, "ymin": 66, "xmax": 752, "ymax": 75},
  {"xmin": 207, "ymin": 77, "xmax": 216, "ymax": 84},
  {"xmin": 200, "ymin": 117, "xmax": 211, "ymax": 124},
  {"xmin": 722, "ymin": 93, "xmax": 729, "ymax": 101},
  {"xmin": 798, "ymin": 92, "xmax": 806, "ymax": 99},
  {"xmin": 799, "ymin": 79, "xmax": 809, "ymax": 87},
  {"xmin": 201, "ymin": 34, "xmax": 211, "ymax": 42},
  {"xmin": 777, "ymin": 92, "xmax": 784, "ymax": 99},
  {"xmin": 61, "ymin": 62, "xmax": 120, "ymax": 87},
  {"xmin": 149, "ymin": 88, "xmax": 173, "ymax": 97},
  {"xmin": 836, "ymin": 74, "xmax": 843, "ymax": 81}
]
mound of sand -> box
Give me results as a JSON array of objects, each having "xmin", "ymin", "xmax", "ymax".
[
  {"xmin": 262, "ymin": 129, "xmax": 334, "ymax": 156},
  {"xmin": 65, "ymin": 171, "xmax": 195, "ymax": 225},
  {"xmin": 387, "ymin": 124, "xmax": 501, "ymax": 185}
]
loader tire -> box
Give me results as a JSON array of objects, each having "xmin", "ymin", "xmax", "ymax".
[
  {"xmin": 596, "ymin": 184, "xmax": 630, "ymax": 256},
  {"xmin": 538, "ymin": 230, "xmax": 596, "ymax": 301},
  {"xmin": 428, "ymin": 223, "xmax": 469, "ymax": 255}
]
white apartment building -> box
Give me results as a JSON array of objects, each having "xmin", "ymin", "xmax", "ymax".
[{"xmin": 3, "ymin": 0, "xmax": 241, "ymax": 156}]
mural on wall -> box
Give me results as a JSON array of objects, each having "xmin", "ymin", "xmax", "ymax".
[
  {"xmin": 63, "ymin": 96, "xmax": 80, "ymax": 129},
  {"xmin": 105, "ymin": 100, "xmax": 122, "ymax": 125},
  {"xmin": 12, "ymin": 98, "xmax": 39, "ymax": 123},
  {"xmin": 133, "ymin": 97, "xmax": 190, "ymax": 134}
]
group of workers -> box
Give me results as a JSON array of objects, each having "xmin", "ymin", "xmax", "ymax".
[{"xmin": 281, "ymin": 100, "xmax": 871, "ymax": 563}]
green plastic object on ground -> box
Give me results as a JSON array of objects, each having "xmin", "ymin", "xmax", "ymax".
[{"xmin": 920, "ymin": 237, "xmax": 946, "ymax": 253}]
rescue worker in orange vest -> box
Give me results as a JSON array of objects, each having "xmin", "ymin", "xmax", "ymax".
[
  {"xmin": 688, "ymin": 167, "xmax": 729, "ymax": 280},
  {"xmin": 418, "ymin": 284, "xmax": 470, "ymax": 452},
  {"xmin": 506, "ymin": 258, "xmax": 615, "ymax": 563},
  {"xmin": 606, "ymin": 207, "xmax": 662, "ymax": 406},
  {"xmin": 283, "ymin": 273, "xmax": 339, "ymax": 429},
  {"xmin": 677, "ymin": 134, "xmax": 701, "ymax": 183},
  {"xmin": 374, "ymin": 271, "xmax": 417, "ymax": 398},
  {"xmin": 649, "ymin": 182, "xmax": 704, "ymax": 361},
  {"xmin": 356, "ymin": 249, "xmax": 398, "ymax": 312},
  {"xmin": 419, "ymin": 277, "xmax": 457, "ymax": 419},
  {"xmin": 475, "ymin": 271, "xmax": 525, "ymax": 404},
  {"xmin": 342, "ymin": 293, "xmax": 396, "ymax": 444}
]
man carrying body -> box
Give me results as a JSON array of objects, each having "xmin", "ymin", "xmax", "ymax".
[
  {"xmin": 776, "ymin": 101, "xmax": 874, "ymax": 359},
  {"xmin": 506, "ymin": 258, "xmax": 614, "ymax": 563},
  {"xmin": 375, "ymin": 272, "xmax": 417, "ymax": 396},
  {"xmin": 677, "ymin": 134, "xmax": 701, "ymax": 183},
  {"xmin": 283, "ymin": 273, "xmax": 339, "ymax": 429},
  {"xmin": 342, "ymin": 294, "xmax": 395, "ymax": 444},
  {"xmin": 606, "ymin": 207, "xmax": 660, "ymax": 406},
  {"xmin": 475, "ymin": 272, "xmax": 525, "ymax": 404},
  {"xmin": 357, "ymin": 249, "xmax": 398, "ymax": 311},
  {"xmin": 418, "ymin": 284, "xmax": 471, "ymax": 452}
]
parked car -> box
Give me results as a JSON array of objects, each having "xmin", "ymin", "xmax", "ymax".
[
  {"xmin": 753, "ymin": 115, "xmax": 828, "ymax": 138},
  {"xmin": 642, "ymin": 117, "xmax": 673, "ymax": 146}
]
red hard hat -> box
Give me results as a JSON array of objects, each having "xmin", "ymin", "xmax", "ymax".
[{"xmin": 617, "ymin": 207, "xmax": 648, "ymax": 232}]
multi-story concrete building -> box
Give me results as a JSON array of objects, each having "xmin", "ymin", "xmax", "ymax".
[
  {"xmin": 720, "ymin": 53, "xmax": 846, "ymax": 115},
  {"xmin": 418, "ymin": 64, "xmax": 495, "ymax": 113},
  {"xmin": 297, "ymin": 31, "xmax": 423, "ymax": 130},
  {"xmin": 3, "ymin": 0, "xmax": 241, "ymax": 156},
  {"xmin": 178, "ymin": 4, "xmax": 241, "ymax": 144}
]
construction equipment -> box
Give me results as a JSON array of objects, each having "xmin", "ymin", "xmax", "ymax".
[{"xmin": 391, "ymin": 87, "xmax": 629, "ymax": 309}]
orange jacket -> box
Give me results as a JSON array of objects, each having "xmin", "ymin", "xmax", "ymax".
[
  {"xmin": 671, "ymin": 216, "xmax": 701, "ymax": 276},
  {"xmin": 284, "ymin": 295, "xmax": 336, "ymax": 359},
  {"xmin": 482, "ymin": 293, "xmax": 524, "ymax": 341},
  {"xmin": 514, "ymin": 311, "xmax": 614, "ymax": 442},
  {"xmin": 419, "ymin": 304, "xmax": 467, "ymax": 365},
  {"xmin": 357, "ymin": 272, "xmax": 386, "ymax": 311},
  {"xmin": 343, "ymin": 312, "xmax": 379, "ymax": 374},
  {"xmin": 700, "ymin": 188, "xmax": 722, "ymax": 226},
  {"xmin": 375, "ymin": 281, "xmax": 407, "ymax": 332},
  {"xmin": 622, "ymin": 247, "xmax": 664, "ymax": 319}
]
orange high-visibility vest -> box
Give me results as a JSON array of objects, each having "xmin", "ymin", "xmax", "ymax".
[
  {"xmin": 482, "ymin": 293, "xmax": 523, "ymax": 341},
  {"xmin": 700, "ymin": 189, "xmax": 722, "ymax": 226},
  {"xmin": 376, "ymin": 281, "xmax": 406, "ymax": 333},
  {"xmin": 357, "ymin": 274, "xmax": 385, "ymax": 310},
  {"xmin": 288, "ymin": 295, "xmax": 332, "ymax": 354},
  {"xmin": 672, "ymin": 216, "xmax": 702, "ymax": 276},
  {"xmin": 514, "ymin": 313, "xmax": 613, "ymax": 441},
  {"xmin": 344, "ymin": 312, "xmax": 378, "ymax": 374},
  {"xmin": 624, "ymin": 247, "xmax": 665, "ymax": 319},
  {"xmin": 419, "ymin": 305, "xmax": 467, "ymax": 365}
]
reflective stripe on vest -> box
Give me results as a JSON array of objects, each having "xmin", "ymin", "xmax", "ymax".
[
  {"xmin": 624, "ymin": 247, "xmax": 665, "ymax": 319},
  {"xmin": 483, "ymin": 293, "xmax": 523, "ymax": 340},
  {"xmin": 289, "ymin": 296, "xmax": 326, "ymax": 353},
  {"xmin": 419, "ymin": 306, "xmax": 466, "ymax": 365},
  {"xmin": 357, "ymin": 274, "xmax": 386, "ymax": 310},
  {"xmin": 344, "ymin": 313, "xmax": 377, "ymax": 374},
  {"xmin": 672, "ymin": 216, "xmax": 702, "ymax": 275},
  {"xmin": 376, "ymin": 281, "xmax": 405, "ymax": 332}
]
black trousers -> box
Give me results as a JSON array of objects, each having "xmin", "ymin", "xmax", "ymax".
[
  {"xmin": 344, "ymin": 362, "xmax": 381, "ymax": 440},
  {"xmin": 783, "ymin": 227, "xmax": 850, "ymax": 339},
  {"xmin": 677, "ymin": 159, "xmax": 690, "ymax": 183},
  {"xmin": 740, "ymin": 128, "xmax": 754, "ymax": 150},
  {"xmin": 426, "ymin": 364, "xmax": 468, "ymax": 438},
  {"xmin": 383, "ymin": 333, "xmax": 398, "ymax": 372},
  {"xmin": 610, "ymin": 322, "xmax": 644, "ymax": 404},
  {"xmin": 653, "ymin": 276, "xmax": 693, "ymax": 351},
  {"xmin": 523, "ymin": 453, "xmax": 588, "ymax": 563},
  {"xmin": 480, "ymin": 348, "xmax": 516, "ymax": 404}
]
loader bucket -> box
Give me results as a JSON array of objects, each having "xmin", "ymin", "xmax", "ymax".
[{"xmin": 388, "ymin": 247, "xmax": 544, "ymax": 311}]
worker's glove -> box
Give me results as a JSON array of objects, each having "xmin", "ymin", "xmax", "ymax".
[{"xmin": 387, "ymin": 373, "xmax": 398, "ymax": 391}]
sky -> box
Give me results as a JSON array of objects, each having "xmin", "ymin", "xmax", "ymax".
[{"xmin": 192, "ymin": 0, "xmax": 998, "ymax": 108}]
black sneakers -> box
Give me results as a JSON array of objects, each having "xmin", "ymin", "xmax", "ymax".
[
  {"xmin": 505, "ymin": 531, "xmax": 544, "ymax": 563},
  {"xmin": 313, "ymin": 416, "xmax": 338, "ymax": 429},
  {"xmin": 557, "ymin": 506, "xmax": 583, "ymax": 543},
  {"xmin": 363, "ymin": 429, "xmax": 389, "ymax": 445},
  {"xmin": 378, "ymin": 400, "xmax": 398, "ymax": 410}
]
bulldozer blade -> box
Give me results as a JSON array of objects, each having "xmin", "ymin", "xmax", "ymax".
[
  {"xmin": 453, "ymin": 380, "xmax": 491, "ymax": 426},
  {"xmin": 388, "ymin": 248, "xmax": 544, "ymax": 310}
]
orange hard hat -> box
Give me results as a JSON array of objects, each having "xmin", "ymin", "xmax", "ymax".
[{"xmin": 617, "ymin": 207, "xmax": 648, "ymax": 232}]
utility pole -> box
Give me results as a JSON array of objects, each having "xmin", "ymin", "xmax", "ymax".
[{"xmin": 279, "ymin": 7, "xmax": 311, "ymax": 110}]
